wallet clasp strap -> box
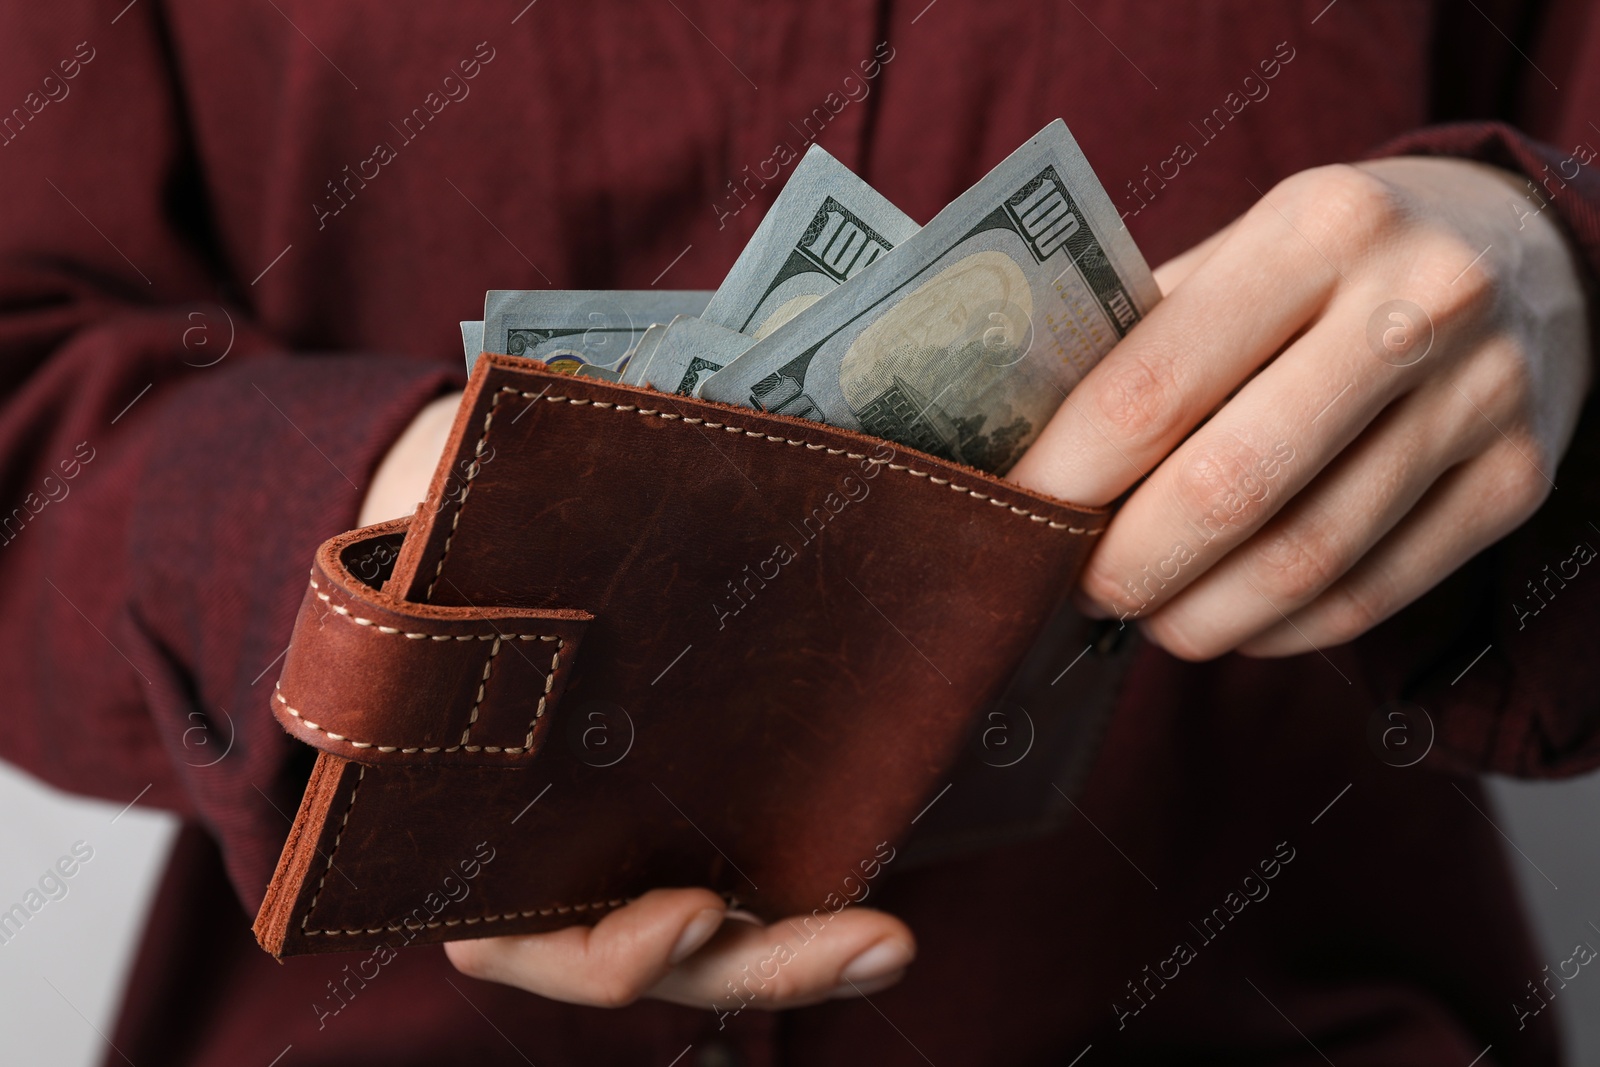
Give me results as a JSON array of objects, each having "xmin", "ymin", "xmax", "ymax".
[{"xmin": 270, "ymin": 519, "xmax": 593, "ymax": 768}]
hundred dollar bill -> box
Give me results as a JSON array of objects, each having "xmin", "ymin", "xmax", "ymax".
[
  {"xmin": 473, "ymin": 290, "xmax": 711, "ymax": 376},
  {"xmin": 460, "ymin": 320, "xmax": 484, "ymax": 364},
  {"xmin": 700, "ymin": 120, "xmax": 1160, "ymax": 474},
  {"xmin": 620, "ymin": 315, "xmax": 754, "ymax": 395},
  {"xmin": 700, "ymin": 144, "xmax": 919, "ymax": 340}
]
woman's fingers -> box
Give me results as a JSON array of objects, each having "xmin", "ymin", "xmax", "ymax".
[
  {"xmin": 1002, "ymin": 158, "xmax": 1591, "ymax": 660},
  {"xmin": 445, "ymin": 887, "xmax": 728, "ymax": 1008},
  {"xmin": 1067, "ymin": 285, "xmax": 1409, "ymax": 623},
  {"xmin": 445, "ymin": 888, "xmax": 916, "ymax": 1011},
  {"xmin": 1135, "ymin": 374, "xmax": 1492, "ymax": 658},
  {"xmin": 1238, "ymin": 435, "xmax": 1554, "ymax": 657},
  {"xmin": 1149, "ymin": 219, "xmax": 1236, "ymax": 295},
  {"xmin": 1009, "ymin": 176, "xmax": 1340, "ymax": 508},
  {"xmin": 649, "ymin": 905, "xmax": 915, "ymax": 1009}
]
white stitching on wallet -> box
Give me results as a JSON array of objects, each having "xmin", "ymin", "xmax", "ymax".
[
  {"xmin": 309, "ymin": 578, "xmax": 561, "ymax": 642},
  {"xmin": 274, "ymin": 681, "xmax": 557, "ymax": 756},
  {"xmin": 303, "ymin": 895, "xmax": 632, "ymax": 936},
  {"xmin": 459, "ymin": 636, "xmax": 502, "ymax": 745},
  {"xmin": 299, "ymin": 765, "xmax": 366, "ymax": 932},
  {"xmin": 451, "ymin": 387, "xmax": 1104, "ymax": 534},
  {"xmin": 425, "ymin": 396, "xmax": 501, "ymax": 599},
  {"xmin": 275, "ymin": 602, "xmax": 563, "ymax": 756},
  {"xmin": 296, "ymin": 766, "xmax": 629, "ymax": 937}
]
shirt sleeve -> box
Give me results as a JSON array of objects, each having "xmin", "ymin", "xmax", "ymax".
[
  {"xmin": 1349, "ymin": 0, "xmax": 1600, "ymax": 778},
  {"xmin": 0, "ymin": 3, "xmax": 456, "ymax": 906}
]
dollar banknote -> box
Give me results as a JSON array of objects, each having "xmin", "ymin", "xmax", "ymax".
[
  {"xmin": 620, "ymin": 315, "xmax": 755, "ymax": 395},
  {"xmin": 700, "ymin": 144, "xmax": 919, "ymax": 340},
  {"xmin": 699, "ymin": 120, "xmax": 1160, "ymax": 474},
  {"xmin": 473, "ymin": 290, "xmax": 711, "ymax": 375},
  {"xmin": 460, "ymin": 320, "xmax": 484, "ymax": 364}
]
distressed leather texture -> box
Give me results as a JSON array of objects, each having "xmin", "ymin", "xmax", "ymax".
[{"xmin": 255, "ymin": 355, "xmax": 1134, "ymax": 958}]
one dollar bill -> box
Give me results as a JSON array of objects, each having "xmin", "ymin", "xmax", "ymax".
[{"xmin": 700, "ymin": 119, "xmax": 1160, "ymax": 474}]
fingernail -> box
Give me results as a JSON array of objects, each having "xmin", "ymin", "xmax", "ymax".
[
  {"xmin": 831, "ymin": 969, "xmax": 906, "ymax": 998},
  {"xmin": 723, "ymin": 907, "xmax": 764, "ymax": 927},
  {"xmin": 839, "ymin": 939, "xmax": 914, "ymax": 984},
  {"xmin": 669, "ymin": 907, "xmax": 725, "ymax": 965}
]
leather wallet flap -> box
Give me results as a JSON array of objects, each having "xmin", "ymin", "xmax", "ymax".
[
  {"xmin": 257, "ymin": 356, "xmax": 1122, "ymax": 958},
  {"xmin": 272, "ymin": 520, "xmax": 592, "ymax": 767}
]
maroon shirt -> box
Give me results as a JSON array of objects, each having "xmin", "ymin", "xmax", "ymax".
[{"xmin": 2, "ymin": 1, "xmax": 1598, "ymax": 1063}]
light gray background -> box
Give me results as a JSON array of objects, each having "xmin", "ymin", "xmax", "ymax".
[
  {"xmin": 0, "ymin": 763, "xmax": 174, "ymax": 1067},
  {"xmin": 1488, "ymin": 772, "xmax": 1600, "ymax": 1062},
  {"xmin": 0, "ymin": 759, "xmax": 1595, "ymax": 1064}
]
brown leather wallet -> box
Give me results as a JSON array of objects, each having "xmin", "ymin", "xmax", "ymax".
[{"xmin": 253, "ymin": 354, "xmax": 1137, "ymax": 958}]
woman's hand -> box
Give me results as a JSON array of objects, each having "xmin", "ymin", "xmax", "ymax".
[
  {"xmin": 386, "ymin": 154, "xmax": 1598, "ymax": 1003},
  {"xmin": 1010, "ymin": 157, "xmax": 1593, "ymax": 660},
  {"xmin": 445, "ymin": 889, "xmax": 915, "ymax": 1010},
  {"xmin": 359, "ymin": 391, "xmax": 464, "ymax": 526}
]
